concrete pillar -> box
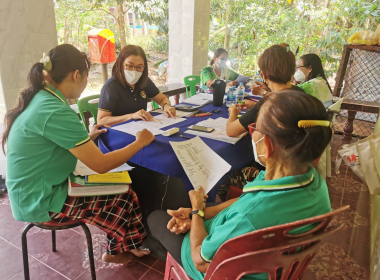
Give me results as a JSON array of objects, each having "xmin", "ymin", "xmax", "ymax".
[
  {"xmin": 168, "ymin": 0, "xmax": 210, "ymax": 86},
  {"xmin": 0, "ymin": 0, "xmax": 58, "ymax": 111}
]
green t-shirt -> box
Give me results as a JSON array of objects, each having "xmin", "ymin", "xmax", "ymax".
[
  {"xmin": 6, "ymin": 85, "xmax": 90, "ymax": 222},
  {"xmin": 200, "ymin": 66, "xmax": 239, "ymax": 90},
  {"xmin": 181, "ymin": 168, "xmax": 331, "ymax": 280}
]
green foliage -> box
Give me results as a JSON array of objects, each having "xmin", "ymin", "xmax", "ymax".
[
  {"xmin": 128, "ymin": 35, "xmax": 168, "ymax": 54},
  {"xmin": 210, "ymin": 0, "xmax": 380, "ymax": 77}
]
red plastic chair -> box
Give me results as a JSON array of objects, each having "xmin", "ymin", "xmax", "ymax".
[{"xmin": 164, "ymin": 205, "xmax": 349, "ymax": 280}]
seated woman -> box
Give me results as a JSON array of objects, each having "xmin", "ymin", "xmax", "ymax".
[
  {"xmin": 294, "ymin": 53, "xmax": 334, "ymax": 108},
  {"xmin": 4, "ymin": 44, "xmax": 155, "ymax": 265},
  {"xmin": 148, "ymin": 90, "xmax": 332, "ymax": 280},
  {"xmin": 226, "ymin": 44, "xmax": 305, "ymax": 137},
  {"xmin": 200, "ymin": 48, "xmax": 239, "ymax": 90},
  {"xmin": 98, "ymin": 45, "xmax": 176, "ymax": 126}
]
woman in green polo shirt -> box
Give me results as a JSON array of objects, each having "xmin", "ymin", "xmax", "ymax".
[
  {"xmin": 200, "ymin": 48, "xmax": 240, "ymax": 90},
  {"xmin": 148, "ymin": 90, "xmax": 332, "ymax": 279},
  {"xmin": 4, "ymin": 44, "xmax": 155, "ymax": 265}
]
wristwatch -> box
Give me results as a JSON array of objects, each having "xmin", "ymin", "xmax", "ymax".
[
  {"xmin": 189, "ymin": 210, "xmax": 205, "ymax": 220},
  {"xmin": 162, "ymin": 102, "xmax": 171, "ymax": 109}
]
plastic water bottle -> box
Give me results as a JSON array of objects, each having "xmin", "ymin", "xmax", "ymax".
[
  {"xmin": 254, "ymin": 72, "xmax": 263, "ymax": 83},
  {"xmin": 236, "ymin": 83, "xmax": 245, "ymax": 103},
  {"xmin": 226, "ymin": 86, "xmax": 237, "ymax": 107}
]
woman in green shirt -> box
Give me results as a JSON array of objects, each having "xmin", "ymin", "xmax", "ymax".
[
  {"xmin": 148, "ymin": 90, "xmax": 332, "ymax": 280},
  {"xmin": 200, "ymin": 48, "xmax": 239, "ymax": 90},
  {"xmin": 4, "ymin": 44, "xmax": 154, "ymax": 265}
]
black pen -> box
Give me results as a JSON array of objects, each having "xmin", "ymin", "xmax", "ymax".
[{"xmin": 180, "ymin": 134, "xmax": 192, "ymax": 139}]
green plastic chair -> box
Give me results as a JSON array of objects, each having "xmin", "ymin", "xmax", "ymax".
[
  {"xmin": 77, "ymin": 94, "xmax": 100, "ymax": 131},
  {"xmin": 152, "ymin": 100, "xmax": 160, "ymax": 110},
  {"xmin": 184, "ymin": 75, "xmax": 200, "ymax": 98}
]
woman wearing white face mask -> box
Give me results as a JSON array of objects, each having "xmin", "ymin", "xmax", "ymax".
[
  {"xmin": 294, "ymin": 54, "xmax": 333, "ymax": 108},
  {"xmin": 98, "ymin": 45, "xmax": 176, "ymax": 126},
  {"xmin": 200, "ymin": 48, "xmax": 240, "ymax": 90}
]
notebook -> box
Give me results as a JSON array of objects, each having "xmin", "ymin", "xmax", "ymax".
[{"xmin": 85, "ymin": 171, "xmax": 132, "ymax": 184}]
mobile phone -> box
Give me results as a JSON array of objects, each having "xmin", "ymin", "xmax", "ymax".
[{"xmin": 188, "ymin": 125, "xmax": 214, "ymax": 133}]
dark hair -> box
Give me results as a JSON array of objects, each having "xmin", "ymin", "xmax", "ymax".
[
  {"xmin": 2, "ymin": 44, "xmax": 90, "ymax": 153},
  {"xmin": 211, "ymin": 48, "xmax": 228, "ymax": 66},
  {"xmin": 258, "ymin": 90, "xmax": 332, "ymax": 165},
  {"xmin": 112, "ymin": 45, "xmax": 148, "ymax": 88},
  {"xmin": 300, "ymin": 53, "xmax": 332, "ymax": 93},
  {"xmin": 258, "ymin": 44, "xmax": 295, "ymax": 85}
]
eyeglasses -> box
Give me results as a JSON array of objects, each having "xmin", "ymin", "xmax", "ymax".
[
  {"xmin": 296, "ymin": 65, "xmax": 307, "ymax": 69},
  {"xmin": 123, "ymin": 64, "xmax": 145, "ymax": 72},
  {"xmin": 248, "ymin": 123, "xmax": 264, "ymax": 136}
]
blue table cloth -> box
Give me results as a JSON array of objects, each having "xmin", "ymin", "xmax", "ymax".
[{"xmin": 98, "ymin": 98, "xmax": 261, "ymax": 201}]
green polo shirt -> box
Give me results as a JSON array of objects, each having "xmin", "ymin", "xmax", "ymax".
[
  {"xmin": 181, "ymin": 168, "xmax": 331, "ymax": 280},
  {"xmin": 6, "ymin": 85, "xmax": 90, "ymax": 222}
]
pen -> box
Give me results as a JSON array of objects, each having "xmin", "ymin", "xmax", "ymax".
[
  {"xmin": 180, "ymin": 134, "xmax": 192, "ymax": 139},
  {"xmin": 152, "ymin": 118, "xmax": 162, "ymax": 124},
  {"xmin": 192, "ymin": 112, "xmax": 213, "ymax": 117}
]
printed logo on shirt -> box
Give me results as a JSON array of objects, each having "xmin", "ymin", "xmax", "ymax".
[{"xmin": 140, "ymin": 91, "xmax": 147, "ymax": 98}]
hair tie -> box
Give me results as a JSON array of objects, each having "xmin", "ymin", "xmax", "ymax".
[
  {"xmin": 286, "ymin": 46, "xmax": 290, "ymax": 52},
  {"xmin": 40, "ymin": 53, "xmax": 52, "ymax": 71},
  {"xmin": 298, "ymin": 120, "xmax": 330, "ymax": 128}
]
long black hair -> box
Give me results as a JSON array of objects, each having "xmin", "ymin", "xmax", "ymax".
[
  {"xmin": 211, "ymin": 48, "xmax": 228, "ymax": 66},
  {"xmin": 2, "ymin": 44, "xmax": 90, "ymax": 153},
  {"xmin": 300, "ymin": 54, "xmax": 332, "ymax": 93}
]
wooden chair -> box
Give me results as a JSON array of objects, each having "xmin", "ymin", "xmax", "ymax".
[
  {"xmin": 164, "ymin": 206, "xmax": 349, "ymax": 280},
  {"xmin": 21, "ymin": 221, "xmax": 96, "ymax": 280}
]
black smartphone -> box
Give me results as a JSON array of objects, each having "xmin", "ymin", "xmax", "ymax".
[{"xmin": 188, "ymin": 125, "xmax": 214, "ymax": 133}]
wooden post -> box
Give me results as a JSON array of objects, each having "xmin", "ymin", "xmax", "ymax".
[
  {"xmin": 101, "ymin": 63, "xmax": 108, "ymax": 84},
  {"xmin": 343, "ymin": 110, "xmax": 356, "ymax": 142}
]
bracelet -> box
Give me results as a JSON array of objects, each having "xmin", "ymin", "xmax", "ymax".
[{"xmin": 162, "ymin": 102, "xmax": 171, "ymax": 109}]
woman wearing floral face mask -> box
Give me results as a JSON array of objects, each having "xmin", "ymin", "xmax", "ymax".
[
  {"xmin": 200, "ymin": 48, "xmax": 240, "ymax": 90},
  {"xmin": 98, "ymin": 45, "xmax": 176, "ymax": 126},
  {"xmin": 294, "ymin": 53, "xmax": 333, "ymax": 108}
]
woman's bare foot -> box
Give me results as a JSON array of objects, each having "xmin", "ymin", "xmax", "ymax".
[
  {"xmin": 102, "ymin": 252, "xmax": 135, "ymax": 265},
  {"xmin": 129, "ymin": 248, "xmax": 151, "ymax": 258}
]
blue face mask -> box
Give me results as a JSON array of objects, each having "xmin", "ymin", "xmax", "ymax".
[{"xmin": 252, "ymin": 137, "xmax": 265, "ymax": 167}]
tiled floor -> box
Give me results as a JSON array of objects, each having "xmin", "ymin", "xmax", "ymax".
[{"xmin": 0, "ymin": 134, "xmax": 370, "ymax": 280}]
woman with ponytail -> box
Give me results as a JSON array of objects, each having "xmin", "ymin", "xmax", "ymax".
[{"xmin": 4, "ymin": 44, "xmax": 155, "ymax": 265}]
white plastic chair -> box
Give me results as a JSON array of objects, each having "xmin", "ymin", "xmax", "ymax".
[{"xmin": 318, "ymin": 98, "xmax": 345, "ymax": 179}]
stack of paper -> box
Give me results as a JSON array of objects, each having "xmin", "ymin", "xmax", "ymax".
[
  {"xmin": 185, "ymin": 117, "xmax": 247, "ymax": 144},
  {"xmin": 73, "ymin": 160, "xmax": 134, "ymax": 176},
  {"xmin": 170, "ymin": 136, "xmax": 231, "ymax": 193},
  {"xmin": 151, "ymin": 109, "xmax": 195, "ymax": 118},
  {"xmin": 111, "ymin": 114, "xmax": 186, "ymax": 136},
  {"xmin": 183, "ymin": 93, "xmax": 213, "ymax": 106}
]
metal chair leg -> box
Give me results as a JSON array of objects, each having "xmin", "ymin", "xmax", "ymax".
[
  {"xmin": 52, "ymin": 230, "xmax": 56, "ymax": 252},
  {"xmin": 80, "ymin": 223, "xmax": 96, "ymax": 280},
  {"xmin": 21, "ymin": 224, "xmax": 35, "ymax": 280}
]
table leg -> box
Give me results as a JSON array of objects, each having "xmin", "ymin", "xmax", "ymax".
[
  {"xmin": 174, "ymin": 94, "xmax": 179, "ymax": 105},
  {"xmin": 343, "ymin": 110, "xmax": 356, "ymax": 142}
]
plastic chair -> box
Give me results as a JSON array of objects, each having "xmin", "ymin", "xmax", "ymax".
[
  {"xmin": 184, "ymin": 75, "xmax": 200, "ymax": 98},
  {"xmin": 21, "ymin": 221, "xmax": 96, "ymax": 280},
  {"xmin": 318, "ymin": 98, "xmax": 345, "ymax": 179},
  {"xmin": 152, "ymin": 100, "xmax": 160, "ymax": 110},
  {"xmin": 164, "ymin": 206, "xmax": 349, "ymax": 280},
  {"xmin": 77, "ymin": 95, "xmax": 100, "ymax": 131}
]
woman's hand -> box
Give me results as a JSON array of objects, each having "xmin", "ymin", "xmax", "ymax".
[
  {"xmin": 164, "ymin": 105, "xmax": 176, "ymax": 118},
  {"xmin": 228, "ymin": 104, "xmax": 241, "ymax": 117},
  {"xmin": 131, "ymin": 109, "xmax": 154, "ymax": 121},
  {"xmin": 167, "ymin": 208, "xmax": 192, "ymax": 234},
  {"xmin": 89, "ymin": 123, "xmax": 110, "ymax": 141},
  {"xmin": 135, "ymin": 129, "xmax": 155, "ymax": 147},
  {"xmin": 189, "ymin": 186, "xmax": 208, "ymax": 211},
  {"xmin": 238, "ymin": 100, "xmax": 257, "ymax": 110},
  {"xmin": 226, "ymin": 80, "xmax": 238, "ymax": 87}
]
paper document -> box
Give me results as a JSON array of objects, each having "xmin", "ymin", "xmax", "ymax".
[
  {"xmin": 185, "ymin": 117, "xmax": 247, "ymax": 144},
  {"xmin": 111, "ymin": 122, "xmax": 163, "ymax": 136},
  {"xmin": 183, "ymin": 93, "xmax": 213, "ymax": 106},
  {"xmin": 74, "ymin": 160, "xmax": 134, "ymax": 176},
  {"xmin": 151, "ymin": 109, "xmax": 194, "ymax": 118},
  {"xmin": 236, "ymin": 75, "xmax": 251, "ymax": 84},
  {"xmin": 170, "ymin": 136, "xmax": 231, "ymax": 193},
  {"xmin": 141, "ymin": 114, "xmax": 186, "ymax": 129}
]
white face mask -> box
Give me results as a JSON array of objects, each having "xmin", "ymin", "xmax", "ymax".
[
  {"xmin": 252, "ymin": 137, "xmax": 266, "ymax": 167},
  {"xmin": 294, "ymin": 70, "xmax": 306, "ymax": 83},
  {"xmin": 124, "ymin": 70, "xmax": 142, "ymax": 85},
  {"xmin": 216, "ymin": 60, "xmax": 226, "ymax": 69}
]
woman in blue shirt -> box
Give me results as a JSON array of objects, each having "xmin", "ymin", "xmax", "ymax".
[{"xmin": 148, "ymin": 90, "xmax": 332, "ymax": 280}]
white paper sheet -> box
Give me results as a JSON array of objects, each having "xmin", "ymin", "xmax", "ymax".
[
  {"xmin": 141, "ymin": 114, "xmax": 187, "ymax": 129},
  {"xmin": 183, "ymin": 93, "xmax": 213, "ymax": 106},
  {"xmin": 111, "ymin": 122, "xmax": 163, "ymax": 136},
  {"xmin": 185, "ymin": 117, "xmax": 247, "ymax": 144},
  {"xmin": 74, "ymin": 160, "xmax": 134, "ymax": 176},
  {"xmin": 236, "ymin": 75, "xmax": 251, "ymax": 84},
  {"xmin": 170, "ymin": 136, "xmax": 231, "ymax": 193},
  {"xmin": 151, "ymin": 109, "xmax": 194, "ymax": 118}
]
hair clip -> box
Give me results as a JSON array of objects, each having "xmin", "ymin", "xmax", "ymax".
[
  {"xmin": 40, "ymin": 53, "xmax": 52, "ymax": 71},
  {"xmin": 286, "ymin": 46, "xmax": 290, "ymax": 52},
  {"xmin": 298, "ymin": 120, "xmax": 330, "ymax": 128}
]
